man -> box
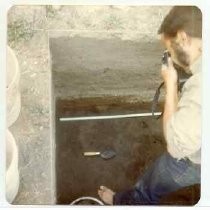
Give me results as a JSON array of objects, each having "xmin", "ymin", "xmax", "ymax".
[{"xmin": 98, "ymin": 6, "xmax": 202, "ymax": 205}]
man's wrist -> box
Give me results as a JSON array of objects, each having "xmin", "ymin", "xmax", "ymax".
[
  {"xmin": 165, "ymin": 81, "xmax": 178, "ymax": 92},
  {"xmin": 164, "ymin": 81, "xmax": 178, "ymax": 105}
]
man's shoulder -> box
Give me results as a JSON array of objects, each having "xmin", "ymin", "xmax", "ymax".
[
  {"xmin": 182, "ymin": 72, "xmax": 201, "ymax": 93},
  {"xmin": 184, "ymin": 72, "xmax": 201, "ymax": 88}
]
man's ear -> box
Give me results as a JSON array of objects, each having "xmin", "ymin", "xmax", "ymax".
[{"xmin": 176, "ymin": 30, "xmax": 191, "ymax": 47}]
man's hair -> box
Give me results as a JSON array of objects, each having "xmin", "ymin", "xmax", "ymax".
[{"xmin": 158, "ymin": 6, "xmax": 202, "ymax": 38}]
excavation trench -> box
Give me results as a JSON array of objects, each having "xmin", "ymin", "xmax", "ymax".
[{"xmin": 51, "ymin": 36, "xmax": 200, "ymax": 205}]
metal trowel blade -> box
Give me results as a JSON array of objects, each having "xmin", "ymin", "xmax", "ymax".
[{"xmin": 100, "ymin": 150, "xmax": 116, "ymax": 160}]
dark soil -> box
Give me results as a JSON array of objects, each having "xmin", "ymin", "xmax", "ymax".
[
  {"xmin": 55, "ymin": 98, "xmax": 165, "ymax": 204},
  {"xmin": 55, "ymin": 97, "xmax": 200, "ymax": 205}
]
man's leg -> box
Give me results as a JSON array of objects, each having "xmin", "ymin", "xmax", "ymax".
[{"xmin": 98, "ymin": 152, "xmax": 200, "ymax": 205}]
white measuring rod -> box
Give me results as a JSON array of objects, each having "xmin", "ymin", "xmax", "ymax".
[{"xmin": 59, "ymin": 112, "xmax": 161, "ymax": 122}]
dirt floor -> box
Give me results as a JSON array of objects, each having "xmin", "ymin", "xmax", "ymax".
[
  {"xmin": 55, "ymin": 98, "xmax": 200, "ymax": 205},
  {"xmin": 56, "ymin": 98, "xmax": 165, "ymax": 204}
]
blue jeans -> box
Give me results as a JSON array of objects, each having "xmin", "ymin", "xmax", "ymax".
[{"xmin": 113, "ymin": 152, "xmax": 200, "ymax": 205}]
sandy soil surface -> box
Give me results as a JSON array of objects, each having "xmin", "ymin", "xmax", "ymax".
[{"xmin": 9, "ymin": 30, "xmax": 53, "ymax": 204}]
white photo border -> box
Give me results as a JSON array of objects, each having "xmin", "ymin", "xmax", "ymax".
[{"xmin": 1, "ymin": 0, "xmax": 210, "ymax": 209}]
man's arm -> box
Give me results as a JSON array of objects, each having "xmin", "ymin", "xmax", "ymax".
[
  {"xmin": 161, "ymin": 60, "xmax": 201, "ymax": 160},
  {"xmin": 161, "ymin": 58, "xmax": 178, "ymax": 139}
]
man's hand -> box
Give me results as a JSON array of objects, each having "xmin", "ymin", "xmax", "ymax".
[{"xmin": 161, "ymin": 57, "xmax": 178, "ymax": 87}]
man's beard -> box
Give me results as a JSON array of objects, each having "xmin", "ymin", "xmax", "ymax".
[{"xmin": 171, "ymin": 40, "xmax": 190, "ymax": 68}]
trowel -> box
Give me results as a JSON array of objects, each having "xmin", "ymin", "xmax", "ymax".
[{"xmin": 83, "ymin": 149, "xmax": 116, "ymax": 160}]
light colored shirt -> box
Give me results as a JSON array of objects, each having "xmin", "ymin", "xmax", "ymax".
[{"xmin": 166, "ymin": 57, "xmax": 202, "ymax": 164}]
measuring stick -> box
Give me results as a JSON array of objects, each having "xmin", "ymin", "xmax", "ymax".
[{"xmin": 59, "ymin": 112, "xmax": 161, "ymax": 122}]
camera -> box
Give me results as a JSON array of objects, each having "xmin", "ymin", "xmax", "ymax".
[
  {"xmin": 162, "ymin": 50, "xmax": 171, "ymax": 66},
  {"xmin": 152, "ymin": 50, "xmax": 192, "ymax": 118},
  {"xmin": 161, "ymin": 50, "xmax": 191, "ymax": 78}
]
